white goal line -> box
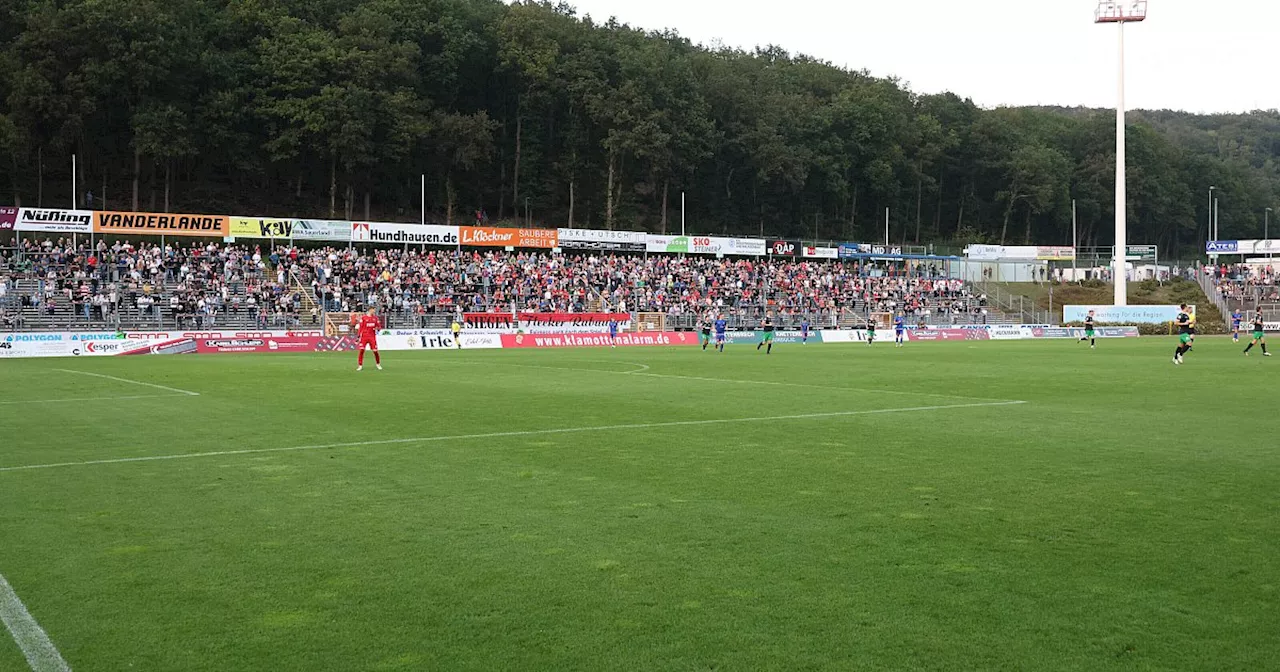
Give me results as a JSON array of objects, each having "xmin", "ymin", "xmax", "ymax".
[{"xmin": 0, "ymin": 400, "xmax": 1026, "ymax": 474}]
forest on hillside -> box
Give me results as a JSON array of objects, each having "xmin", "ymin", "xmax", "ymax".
[{"xmin": 0, "ymin": 0, "xmax": 1277, "ymax": 256}]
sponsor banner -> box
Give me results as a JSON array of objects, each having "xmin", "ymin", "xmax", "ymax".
[
  {"xmin": 1037, "ymin": 246, "xmax": 1075, "ymax": 261},
  {"xmin": 642, "ymin": 234, "xmax": 767, "ymax": 255},
  {"xmin": 124, "ymin": 335, "xmax": 353, "ymax": 356},
  {"xmin": 864, "ymin": 244, "xmax": 904, "ymax": 257},
  {"xmin": 352, "ymin": 222, "xmax": 459, "ymax": 246},
  {"xmin": 195, "ymin": 336, "xmax": 325, "ymax": 354},
  {"xmin": 644, "ymin": 234, "xmax": 766, "ymax": 255},
  {"xmin": 95, "ymin": 211, "xmax": 228, "ymax": 237},
  {"xmin": 557, "ymin": 228, "xmax": 646, "ymax": 244},
  {"xmin": 557, "ymin": 239, "xmax": 646, "ymax": 252},
  {"xmin": 518, "ymin": 312, "xmax": 631, "ymax": 333},
  {"xmin": 1125, "ymin": 244, "xmax": 1157, "ymax": 260},
  {"xmin": 555, "ymin": 224, "xmax": 645, "ymax": 249},
  {"xmin": 15, "ymin": 208, "xmax": 94, "ymax": 234},
  {"xmin": 1001, "ymin": 246, "xmax": 1038, "ymax": 260},
  {"xmin": 463, "ymin": 312, "xmax": 516, "ymax": 331},
  {"xmin": 647, "ymin": 235, "xmax": 689, "ymax": 253},
  {"xmin": 1, "ymin": 331, "xmax": 151, "ymax": 358},
  {"xmin": 804, "ymin": 245, "xmax": 839, "ymax": 259},
  {"xmin": 119, "ymin": 330, "xmax": 324, "ymax": 341},
  {"xmin": 965, "ymin": 244, "xmax": 1044, "ymax": 261},
  {"xmin": 690, "ymin": 236, "xmax": 724, "ymax": 255},
  {"xmin": 1063, "ymin": 305, "xmax": 1189, "ymax": 324},
  {"xmin": 768, "ymin": 240, "xmax": 800, "ymax": 256},
  {"xmin": 377, "ymin": 330, "xmax": 503, "ymax": 351},
  {"xmin": 989, "ymin": 325, "xmax": 1023, "ymax": 340},
  {"xmin": 1027, "ymin": 326, "xmax": 1139, "ymax": 339},
  {"xmin": 908, "ymin": 329, "xmax": 990, "ymax": 342},
  {"xmin": 1251, "ymin": 240, "xmax": 1280, "ymax": 255},
  {"xmin": 725, "ymin": 237, "xmax": 767, "ymax": 256},
  {"xmin": 229, "ymin": 217, "xmax": 350, "ymax": 241},
  {"xmin": 460, "ymin": 226, "xmax": 557, "ymax": 248},
  {"xmin": 1264, "ymin": 322, "xmax": 1280, "ymax": 332},
  {"xmin": 0, "ymin": 206, "xmax": 16, "ymax": 230},
  {"xmin": 719, "ymin": 330, "xmax": 820, "ymax": 345},
  {"xmin": 964, "ymin": 244, "xmax": 1003, "ymax": 261},
  {"xmin": 500, "ymin": 331, "xmax": 698, "ymax": 349},
  {"xmin": 838, "ymin": 244, "xmax": 860, "ymax": 259},
  {"xmin": 1206, "ymin": 240, "xmax": 1239, "ymax": 254},
  {"xmin": 816, "ymin": 330, "xmax": 885, "ymax": 344}
]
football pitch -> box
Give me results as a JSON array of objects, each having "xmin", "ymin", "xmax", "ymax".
[{"xmin": 1, "ymin": 338, "xmax": 1277, "ymax": 671}]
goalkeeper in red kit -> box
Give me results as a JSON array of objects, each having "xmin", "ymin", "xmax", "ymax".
[{"xmin": 353, "ymin": 307, "xmax": 383, "ymax": 371}]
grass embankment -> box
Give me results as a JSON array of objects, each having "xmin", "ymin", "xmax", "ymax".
[{"xmin": 999, "ymin": 278, "xmax": 1225, "ymax": 334}]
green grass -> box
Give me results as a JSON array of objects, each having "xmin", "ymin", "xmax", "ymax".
[{"xmin": 2, "ymin": 339, "xmax": 1278, "ymax": 671}]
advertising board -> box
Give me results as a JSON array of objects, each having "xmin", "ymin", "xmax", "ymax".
[
  {"xmin": 803, "ymin": 246, "xmax": 839, "ymax": 259},
  {"xmin": 719, "ymin": 330, "xmax": 820, "ymax": 345},
  {"xmin": 1063, "ymin": 305, "xmax": 1188, "ymax": 324},
  {"xmin": 816, "ymin": 330, "xmax": 890, "ymax": 344},
  {"xmin": 95, "ymin": 211, "xmax": 228, "ymax": 237},
  {"xmin": 518, "ymin": 312, "xmax": 631, "ymax": 333},
  {"xmin": 556, "ymin": 227, "xmax": 645, "ymax": 252},
  {"xmin": 15, "ymin": 208, "xmax": 94, "ymax": 234},
  {"xmin": 1025, "ymin": 326, "xmax": 1140, "ymax": 339},
  {"xmin": 500, "ymin": 332, "xmax": 697, "ymax": 349},
  {"xmin": 460, "ymin": 226, "xmax": 557, "ymax": 248},
  {"xmin": 646, "ymin": 235, "xmax": 689, "ymax": 253},
  {"xmin": 768, "ymin": 240, "xmax": 800, "ymax": 256},
  {"xmin": 351, "ymin": 222, "xmax": 459, "ymax": 246},
  {"xmin": 230, "ymin": 217, "xmax": 350, "ymax": 241},
  {"xmin": 378, "ymin": 330, "xmax": 503, "ymax": 351}
]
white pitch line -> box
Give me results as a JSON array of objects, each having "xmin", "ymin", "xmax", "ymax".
[
  {"xmin": 0, "ymin": 400, "xmax": 1027, "ymax": 474},
  {"xmin": 0, "ymin": 572, "xmax": 71, "ymax": 672},
  {"xmin": 53, "ymin": 369, "xmax": 200, "ymax": 397},
  {"xmin": 0, "ymin": 394, "xmax": 187, "ymax": 406},
  {"xmin": 503, "ymin": 362, "xmax": 1012, "ymax": 403}
]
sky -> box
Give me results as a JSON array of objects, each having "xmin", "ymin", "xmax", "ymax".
[{"xmin": 561, "ymin": 0, "xmax": 1278, "ymax": 114}]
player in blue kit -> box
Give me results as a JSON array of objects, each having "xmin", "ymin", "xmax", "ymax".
[
  {"xmin": 800, "ymin": 317, "xmax": 811, "ymax": 345},
  {"xmin": 714, "ymin": 316, "xmax": 728, "ymax": 352},
  {"xmin": 1232, "ymin": 309, "xmax": 1244, "ymax": 343},
  {"xmin": 894, "ymin": 313, "xmax": 906, "ymax": 347},
  {"xmin": 608, "ymin": 318, "xmax": 619, "ymax": 347}
]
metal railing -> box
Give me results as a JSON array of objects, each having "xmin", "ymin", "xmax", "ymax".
[{"xmin": 972, "ymin": 281, "xmax": 1052, "ymax": 325}]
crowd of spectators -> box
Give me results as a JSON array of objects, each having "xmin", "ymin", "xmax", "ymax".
[
  {"xmin": 287, "ymin": 247, "xmax": 984, "ymax": 325},
  {"xmin": 2, "ymin": 238, "xmax": 993, "ymax": 329},
  {"xmin": 0, "ymin": 238, "xmax": 310, "ymax": 328},
  {"xmin": 1206, "ymin": 262, "xmax": 1279, "ymax": 305}
]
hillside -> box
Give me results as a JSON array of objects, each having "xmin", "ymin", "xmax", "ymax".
[{"xmin": 1000, "ymin": 278, "xmax": 1226, "ymax": 334}]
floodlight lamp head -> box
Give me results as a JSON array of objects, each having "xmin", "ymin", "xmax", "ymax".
[{"xmin": 1095, "ymin": 0, "xmax": 1147, "ymax": 23}]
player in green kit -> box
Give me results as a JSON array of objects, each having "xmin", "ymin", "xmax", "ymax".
[
  {"xmin": 756, "ymin": 315, "xmax": 775, "ymax": 354},
  {"xmin": 1243, "ymin": 308, "xmax": 1270, "ymax": 357},
  {"xmin": 865, "ymin": 318, "xmax": 876, "ymax": 346},
  {"xmin": 1078, "ymin": 310, "xmax": 1096, "ymax": 349},
  {"xmin": 1173, "ymin": 304, "xmax": 1194, "ymax": 365}
]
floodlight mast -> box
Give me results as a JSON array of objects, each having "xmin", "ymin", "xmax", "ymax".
[{"xmin": 1096, "ymin": 1, "xmax": 1146, "ymax": 306}]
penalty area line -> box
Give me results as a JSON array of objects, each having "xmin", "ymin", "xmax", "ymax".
[
  {"xmin": 53, "ymin": 369, "xmax": 200, "ymax": 397},
  {"xmin": 0, "ymin": 572, "xmax": 71, "ymax": 672},
  {"xmin": 0, "ymin": 400, "xmax": 1027, "ymax": 474}
]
